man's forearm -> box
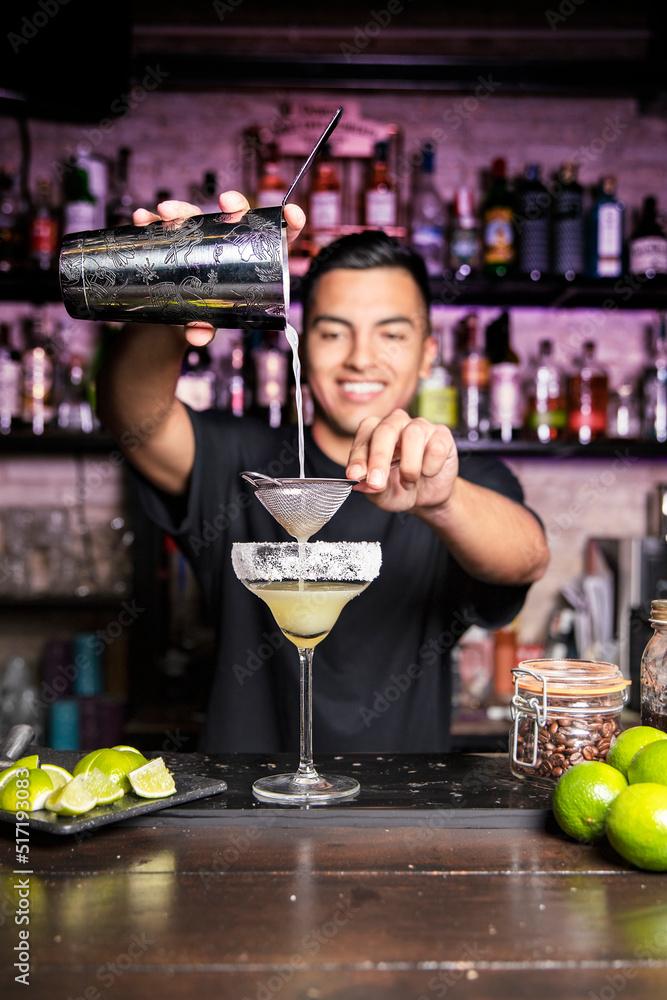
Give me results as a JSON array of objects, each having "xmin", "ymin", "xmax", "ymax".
[
  {"xmin": 414, "ymin": 476, "xmax": 549, "ymax": 587},
  {"xmin": 96, "ymin": 323, "xmax": 195, "ymax": 495}
]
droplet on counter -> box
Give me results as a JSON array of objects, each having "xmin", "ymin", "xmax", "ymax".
[{"xmin": 290, "ymin": 894, "xmax": 296, "ymax": 902}]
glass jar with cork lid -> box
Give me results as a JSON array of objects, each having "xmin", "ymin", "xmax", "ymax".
[
  {"xmin": 510, "ymin": 659, "xmax": 630, "ymax": 786},
  {"xmin": 640, "ymin": 600, "xmax": 667, "ymax": 733}
]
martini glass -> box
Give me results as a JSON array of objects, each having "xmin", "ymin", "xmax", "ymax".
[{"xmin": 232, "ymin": 540, "xmax": 382, "ymax": 803}]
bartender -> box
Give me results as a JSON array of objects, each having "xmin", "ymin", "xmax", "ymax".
[{"xmin": 96, "ymin": 190, "xmax": 549, "ymax": 753}]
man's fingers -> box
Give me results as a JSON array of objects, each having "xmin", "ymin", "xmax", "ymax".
[
  {"xmin": 284, "ymin": 203, "xmax": 306, "ymax": 244},
  {"xmin": 185, "ymin": 324, "xmax": 216, "ymax": 346}
]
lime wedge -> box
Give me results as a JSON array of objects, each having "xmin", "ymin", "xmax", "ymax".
[
  {"xmin": 129, "ymin": 757, "xmax": 176, "ymax": 799},
  {"xmin": 46, "ymin": 774, "xmax": 98, "ymax": 816},
  {"xmin": 41, "ymin": 764, "xmax": 73, "ymax": 790},
  {"xmin": 83, "ymin": 767, "xmax": 124, "ymax": 805},
  {"xmin": 0, "ymin": 768, "xmax": 53, "ymax": 812},
  {"xmin": 74, "ymin": 748, "xmax": 134, "ymax": 793},
  {"xmin": 112, "ymin": 745, "xmax": 148, "ymax": 768}
]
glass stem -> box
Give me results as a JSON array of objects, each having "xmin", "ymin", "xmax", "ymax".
[{"xmin": 295, "ymin": 646, "xmax": 319, "ymax": 782}]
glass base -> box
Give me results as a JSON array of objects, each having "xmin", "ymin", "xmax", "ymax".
[{"xmin": 252, "ymin": 771, "xmax": 360, "ymax": 804}]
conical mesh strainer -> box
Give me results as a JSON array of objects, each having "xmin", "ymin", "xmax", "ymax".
[
  {"xmin": 241, "ymin": 472, "xmax": 356, "ymax": 541},
  {"xmin": 241, "ymin": 460, "xmax": 400, "ymax": 541}
]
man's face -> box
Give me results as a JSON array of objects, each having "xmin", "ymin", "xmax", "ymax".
[{"xmin": 303, "ymin": 266, "xmax": 436, "ymax": 455}]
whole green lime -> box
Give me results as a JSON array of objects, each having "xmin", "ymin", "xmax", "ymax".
[
  {"xmin": 627, "ymin": 739, "xmax": 667, "ymax": 786},
  {"xmin": 552, "ymin": 760, "xmax": 628, "ymax": 842},
  {"xmin": 606, "ymin": 726, "xmax": 667, "ymax": 778},
  {"xmin": 606, "ymin": 782, "xmax": 667, "ymax": 871}
]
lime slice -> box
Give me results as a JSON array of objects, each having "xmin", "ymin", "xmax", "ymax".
[
  {"xmin": 112, "ymin": 745, "xmax": 148, "ymax": 768},
  {"xmin": 12, "ymin": 754, "xmax": 40, "ymax": 770},
  {"xmin": 129, "ymin": 757, "xmax": 176, "ymax": 799},
  {"xmin": 41, "ymin": 764, "xmax": 73, "ymax": 790},
  {"xmin": 72, "ymin": 748, "xmax": 104, "ymax": 777},
  {"xmin": 46, "ymin": 774, "xmax": 98, "ymax": 816},
  {"xmin": 83, "ymin": 767, "xmax": 124, "ymax": 805},
  {"xmin": 0, "ymin": 768, "xmax": 53, "ymax": 812}
]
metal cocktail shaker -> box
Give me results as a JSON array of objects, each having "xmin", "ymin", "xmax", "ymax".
[
  {"xmin": 58, "ymin": 107, "xmax": 344, "ymax": 331},
  {"xmin": 59, "ymin": 206, "xmax": 289, "ymax": 330}
]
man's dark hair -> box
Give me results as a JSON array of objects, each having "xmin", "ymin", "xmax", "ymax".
[{"xmin": 299, "ymin": 230, "xmax": 431, "ymax": 332}]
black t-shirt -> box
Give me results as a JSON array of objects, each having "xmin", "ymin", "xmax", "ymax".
[{"xmin": 136, "ymin": 407, "xmax": 533, "ymax": 753}]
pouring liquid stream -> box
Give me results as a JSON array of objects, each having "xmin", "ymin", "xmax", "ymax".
[{"xmin": 284, "ymin": 322, "xmax": 305, "ymax": 481}]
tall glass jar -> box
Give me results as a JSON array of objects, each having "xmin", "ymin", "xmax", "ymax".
[
  {"xmin": 640, "ymin": 600, "xmax": 667, "ymax": 733},
  {"xmin": 510, "ymin": 659, "xmax": 630, "ymax": 786}
]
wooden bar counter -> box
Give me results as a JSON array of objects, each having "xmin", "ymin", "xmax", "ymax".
[{"xmin": 1, "ymin": 752, "xmax": 666, "ymax": 998}]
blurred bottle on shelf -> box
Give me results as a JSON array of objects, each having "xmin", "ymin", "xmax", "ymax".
[
  {"xmin": 456, "ymin": 312, "xmax": 490, "ymax": 441},
  {"xmin": 485, "ymin": 311, "xmax": 523, "ymax": 442},
  {"xmin": 588, "ymin": 175, "xmax": 624, "ymax": 278},
  {"xmin": 515, "ymin": 163, "xmax": 550, "ymax": 280},
  {"xmin": 256, "ymin": 144, "xmax": 288, "ymax": 209},
  {"xmin": 56, "ymin": 353, "xmax": 94, "ymax": 433},
  {"xmin": 252, "ymin": 330, "xmax": 288, "ymax": 428},
  {"xmin": 642, "ymin": 317, "xmax": 667, "ymax": 443},
  {"xmin": 481, "ymin": 157, "xmax": 516, "ymax": 278},
  {"xmin": 628, "ymin": 195, "xmax": 667, "ymax": 279},
  {"xmin": 309, "ymin": 143, "xmax": 341, "ymax": 248},
  {"xmin": 30, "ymin": 179, "xmax": 60, "ymax": 271},
  {"xmin": 0, "ymin": 322, "xmax": 21, "ymax": 435},
  {"xmin": 524, "ymin": 339, "xmax": 568, "ymax": 443},
  {"xmin": 364, "ymin": 140, "xmax": 397, "ymax": 229},
  {"xmin": 0, "ymin": 165, "xmax": 29, "ymax": 272},
  {"xmin": 410, "ymin": 141, "xmax": 445, "ymax": 277},
  {"xmin": 607, "ymin": 382, "xmax": 641, "ymax": 440},
  {"xmin": 107, "ymin": 147, "xmax": 137, "ymax": 227},
  {"xmin": 448, "ymin": 187, "xmax": 479, "ymax": 279},
  {"xmin": 552, "ymin": 162, "xmax": 585, "ymax": 280},
  {"xmin": 62, "ymin": 164, "xmax": 97, "ymax": 236},
  {"xmin": 20, "ymin": 315, "xmax": 55, "ymax": 435},
  {"xmin": 175, "ymin": 345, "xmax": 217, "ymax": 412},
  {"xmin": 413, "ymin": 324, "xmax": 457, "ymax": 428},
  {"xmin": 567, "ymin": 340, "xmax": 609, "ymax": 444}
]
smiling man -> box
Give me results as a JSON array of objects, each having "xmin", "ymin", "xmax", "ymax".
[{"xmin": 97, "ymin": 191, "xmax": 548, "ymax": 754}]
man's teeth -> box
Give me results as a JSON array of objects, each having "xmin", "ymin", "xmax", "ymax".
[{"xmin": 342, "ymin": 382, "xmax": 384, "ymax": 394}]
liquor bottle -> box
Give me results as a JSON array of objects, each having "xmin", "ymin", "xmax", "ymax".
[
  {"xmin": 56, "ymin": 353, "xmax": 94, "ymax": 433},
  {"xmin": 515, "ymin": 164, "xmax": 550, "ymax": 280},
  {"xmin": 0, "ymin": 166, "xmax": 29, "ymax": 273},
  {"xmin": 252, "ymin": 331, "xmax": 288, "ymax": 428},
  {"xmin": 20, "ymin": 316, "xmax": 55, "ymax": 435},
  {"xmin": 588, "ymin": 176, "xmax": 624, "ymax": 278},
  {"xmin": 567, "ymin": 340, "xmax": 609, "ymax": 444},
  {"xmin": 607, "ymin": 382, "xmax": 641, "ymax": 440},
  {"xmin": 256, "ymin": 144, "xmax": 288, "ymax": 209},
  {"xmin": 175, "ymin": 345, "xmax": 217, "ymax": 412},
  {"xmin": 0, "ymin": 322, "xmax": 21, "ymax": 434},
  {"xmin": 413, "ymin": 325, "xmax": 457, "ymax": 428},
  {"xmin": 552, "ymin": 162, "xmax": 585, "ymax": 280},
  {"xmin": 364, "ymin": 141, "xmax": 397, "ymax": 229},
  {"xmin": 481, "ymin": 158, "xmax": 516, "ymax": 278},
  {"xmin": 448, "ymin": 187, "xmax": 479, "ymax": 279},
  {"xmin": 524, "ymin": 339, "xmax": 568, "ymax": 443},
  {"xmin": 642, "ymin": 318, "xmax": 667, "ymax": 443},
  {"xmin": 456, "ymin": 313, "xmax": 490, "ymax": 441},
  {"xmin": 30, "ymin": 179, "xmax": 60, "ymax": 271},
  {"xmin": 410, "ymin": 141, "xmax": 445, "ymax": 277},
  {"xmin": 107, "ymin": 147, "xmax": 136, "ymax": 227},
  {"xmin": 62, "ymin": 165, "xmax": 97, "ymax": 236},
  {"xmin": 309, "ymin": 143, "xmax": 341, "ymax": 248},
  {"xmin": 485, "ymin": 311, "xmax": 523, "ymax": 442},
  {"xmin": 628, "ymin": 195, "xmax": 667, "ymax": 279}
]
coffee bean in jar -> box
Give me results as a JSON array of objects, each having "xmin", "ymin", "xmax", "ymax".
[{"xmin": 509, "ymin": 659, "xmax": 630, "ymax": 786}]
